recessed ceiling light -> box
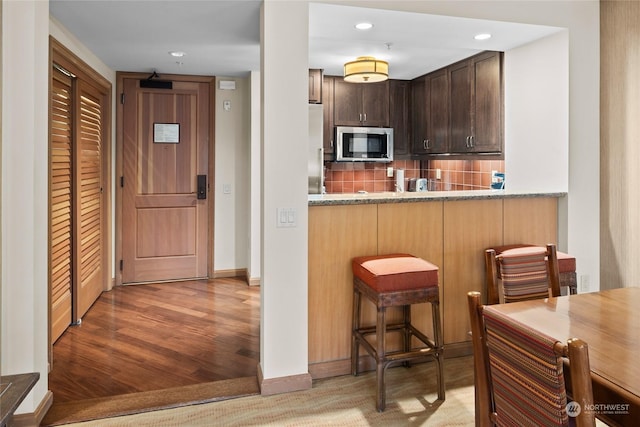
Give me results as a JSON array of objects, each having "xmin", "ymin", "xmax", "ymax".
[
  {"xmin": 169, "ymin": 51, "xmax": 186, "ymax": 57},
  {"xmin": 474, "ymin": 33, "xmax": 492, "ymax": 41},
  {"xmin": 355, "ymin": 22, "xmax": 373, "ymax": 30}
]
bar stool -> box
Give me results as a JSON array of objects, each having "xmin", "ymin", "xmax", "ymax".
[
  {"xmin": 489, "ymin": 244, "xmax": 577, "ymax": 297},
  {"xmin": 351, "ymin": 253, "xmax": 445, "ymax": 412}
]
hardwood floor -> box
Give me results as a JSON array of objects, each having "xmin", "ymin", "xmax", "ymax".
[{"xmin": 48, "ymin": 277, "xmax": 260, "ymax": 402}]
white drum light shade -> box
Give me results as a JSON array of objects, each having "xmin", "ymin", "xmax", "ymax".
[{"xmin": 344, "ymin": 56, "xmax": 389, "ymax": 83}]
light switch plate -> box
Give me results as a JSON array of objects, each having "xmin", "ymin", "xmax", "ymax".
[{"xmin": 276, "ymin": 208, "xmax": 296, "ymax": 228}]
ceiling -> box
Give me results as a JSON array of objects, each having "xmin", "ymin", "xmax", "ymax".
[{"xmin": 50, "ymin": 1, "xmax": 563, "ymax": 80}]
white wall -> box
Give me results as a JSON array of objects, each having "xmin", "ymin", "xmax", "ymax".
[
  {"xmin": 2, "ymin": 0, "xmax": 50, "ymax": 413},
  {"xmin": 260, "ymin": 0, "xmax": 309, "ymax": 381},
  {"xmin": 505, "ymin": 30, "xmax": 569, "ymax": 193},
  {"xmin": 214, "ymin": 77, "xmax": 250, "ymax": 273}
]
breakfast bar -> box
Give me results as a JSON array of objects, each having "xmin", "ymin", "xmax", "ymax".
[{"xmin": 308, "ymin": 190, "xmax": 565, "ymax": 379}]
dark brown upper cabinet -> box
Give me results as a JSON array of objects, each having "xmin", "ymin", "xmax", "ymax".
[
  {"xmin": 390, "ymin": 80, "xmax": 411, "ymax": 157},
  {"xmin": 309, "ymin": 69, "xmax": 323, "ymax": 104},
  {"xmin": 448, "ymin": 51, "xmax": 503, "ymax": 154},
  {"xmin": 333, "ymin": 78, "xmax": 389, "ymax": 127},
  {"xmin": 322, "ymin": 75, "xmax": 335, "ymax": 158},
  {"xmin": 411, "ymin": 69, "xmax": 449, "ymax": 155}
]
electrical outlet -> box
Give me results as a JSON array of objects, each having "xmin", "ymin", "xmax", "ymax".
[
  {"xmin": 387, "ymin": 167, "xmax": 394, "ymax": 177},
  {"xmin": 579, "ymin": 275, "xmax": 589, "ymax": 293},
  {"xmin": 436, "ymin": 168, "xmax": 441, "ymax": 180}
]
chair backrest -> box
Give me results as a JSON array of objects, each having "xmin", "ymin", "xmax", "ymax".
[
  {"xmin": 466, "ymin": 291, "xmax": 595, "ymax": 427},
  {"xmin": 485, "ymin": 243, "xmax": 561, "ymax": 305}
]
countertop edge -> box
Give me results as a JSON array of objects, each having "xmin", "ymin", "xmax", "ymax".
[{"xmin": 308, "ymin": 191, "xmax": 567, "ymax": 206}]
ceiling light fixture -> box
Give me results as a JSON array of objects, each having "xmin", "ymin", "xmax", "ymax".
[
  {"xmin": 344, "ymin": 56, "xmax": 388, "ymax": 83},
  {"xmin": 474, "ymin": 33, "xmax": 492, "ymax": 41},
  {"xmin": 169, "ymin": 51, "xmax": 186, "ymax": 57},
  {"xmin": 355, "ymin": 22, "xmax": 373, "ymax": 30}
]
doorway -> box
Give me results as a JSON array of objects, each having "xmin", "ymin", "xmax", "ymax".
[{"xmin": 117, "ymin": 72, "xmax": 215, "ymax": 284}]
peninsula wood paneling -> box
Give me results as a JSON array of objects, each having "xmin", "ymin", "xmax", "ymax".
[
  {"xmin": 503, "ymin": 197, "xmax": 557, "ymax": 246},
  {"xmin": 601, "ymin": 1, "xmax": 640, "ymax": 290},
  {"xmin": 443, "ymin": 199, "xmax": 502, "ymax": 344},
  {"xmin": 377, "ymin": 202, "xmax": 444, "ymax": 340},
  {"xmin": 308, "ymin": 204, "xmax": 377, "ymax": 364}
]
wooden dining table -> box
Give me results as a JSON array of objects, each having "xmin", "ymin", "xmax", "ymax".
[{"xmin": 487, "ymin": 287, "xmax": 640, "ymax": 426}]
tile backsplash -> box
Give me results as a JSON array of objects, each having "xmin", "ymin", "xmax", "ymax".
[
  {"xmin": 425, "ymin": 159, "xmax": 505, "ymax": 191},
  {"xmin": 324, "ymin": 159, "xmax": 504, "ymax": 193},
  {"xmin": 324, "ymin": 160, "xmax": 421, "ymax": 193}
]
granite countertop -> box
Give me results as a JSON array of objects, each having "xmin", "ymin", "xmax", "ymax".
[{"xmin": 308, "ymin": 189, "xmax": 567, "ymax": 206}]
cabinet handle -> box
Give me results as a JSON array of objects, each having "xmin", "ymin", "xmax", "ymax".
[
  {"xmin": 363, "ymin": 113, "xmax": 367, "ymax": 122},
  {"xmin": 469, "ymin": 136, "xmax": 474, "ymax": 148},
  {"xmin": 465, "ymin": 136, "xmax": 469, "ymax": 148},
  {"xmin": 426, "ymin": 139, "xmax": 431, "ymax": 149},
  {"xmin": 359, "ymin": 113, "xmax": 363, "ymax": 122},
  {"xmin": 423, "ymin": 139, "xmax": 428, "ymax": 150}
]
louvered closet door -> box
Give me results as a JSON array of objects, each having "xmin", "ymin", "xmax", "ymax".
[
  {"xmin": 50, "ymin": 68, "xmax": 73, "ymax": 343},
  {"xmin": 75, "ymin": 80, "xmax": 105, "ymax": 319}
]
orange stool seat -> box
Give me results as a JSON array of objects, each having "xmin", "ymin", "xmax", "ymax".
[
  {"xmin": 491, "ymin": 244, "xmax": 577, "ymax": 295},
  {"xmin": 351, "ymin": 253, "xmax": 445, "ymax": 412},
  {"xmin": 352, "ymin": 253, "xmax": 439, "ymax": 292}
]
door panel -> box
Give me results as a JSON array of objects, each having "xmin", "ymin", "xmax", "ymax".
[
  {"xmin": 50, "ymin": 69, "xmax": 73, "ymax": 343},
  {"xmin": 75, "ymin": 81, "xmax": 106, "ymax": 319},
  {"xmin": 122, "ymin": 79, "xmax": 209, "ymax": 283}
]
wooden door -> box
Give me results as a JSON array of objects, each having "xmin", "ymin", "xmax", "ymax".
[
  {"xmin": 122, "ymin": 78, "xmax": 209, "ymax": 283},
  {"xmin": 50, "ymin": 67, "xmax": 74, "ymax": 342},
  {"xmin": 49, "ymin": 48, "xmax": 110, "ymax": 343},
  {"xmin": 75, "ymin": 80, "xmax": 107, "ymax": 318}
]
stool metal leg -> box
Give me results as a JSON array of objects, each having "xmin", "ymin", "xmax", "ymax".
[
  {"xmin": 351, "ymin": 287, "xmax": 361, "ymax": 376},
  {"xmin": 431, "ymin": 300, "xmax": 445, "ymax": 401},
  {"xmin": 376, "ymin": 305, "xmax": 387, "ymax": 412}
]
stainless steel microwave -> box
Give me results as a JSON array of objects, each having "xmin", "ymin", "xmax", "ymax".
[{"xmin": 335, "ymin": 126, "xmax": 393, "ymax": 162}]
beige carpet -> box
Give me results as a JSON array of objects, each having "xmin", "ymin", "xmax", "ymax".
[{"xmin": 65, "ymin": 356, "xmax": 476, "ymax": 426}]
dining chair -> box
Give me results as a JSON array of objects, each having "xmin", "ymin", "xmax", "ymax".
[
  {"xmin": 467, "ymin": 291, "xmax": 595, "ymax": 427},
  {"xmin": 485, "ymin": 243, "xmax": 561, "ymax": 305}
]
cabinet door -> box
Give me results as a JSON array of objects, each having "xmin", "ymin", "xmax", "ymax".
[
  {"xmin": 411, "ymin": 76, "xmax": 428, "ymax": 154},
  {"xmin": 361, "ymin": 81, "xmax": 389, "ymax": 127},
  {"xmin": 322, "ymin": 76, "xmax": 335, "ymax": 157},
  {"xmin": 333, "ymin": 79, "xmax": 362, "ymax": 126},
  {"xmin": 309, "ymin": 69, "xmax": 323, "ymax": 104},
  {"xmin": 471, "ymin": 52, "xmax": 502, "ymax": 152},
  {"xmin": 426, "ymin": 69, "xmax": 449, "ymax": 153},
  {"xmin": 448, "ymin": 60, "xmax": 472, "ymax": 153},
  {"xmin": 390, "ymin": 80, "xmax": 410, "ymax": 157}
]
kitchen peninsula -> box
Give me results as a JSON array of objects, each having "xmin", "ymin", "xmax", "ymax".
[{"xmin": 308, "ymin": 190, "xmax": 564, "ymax": 379}]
